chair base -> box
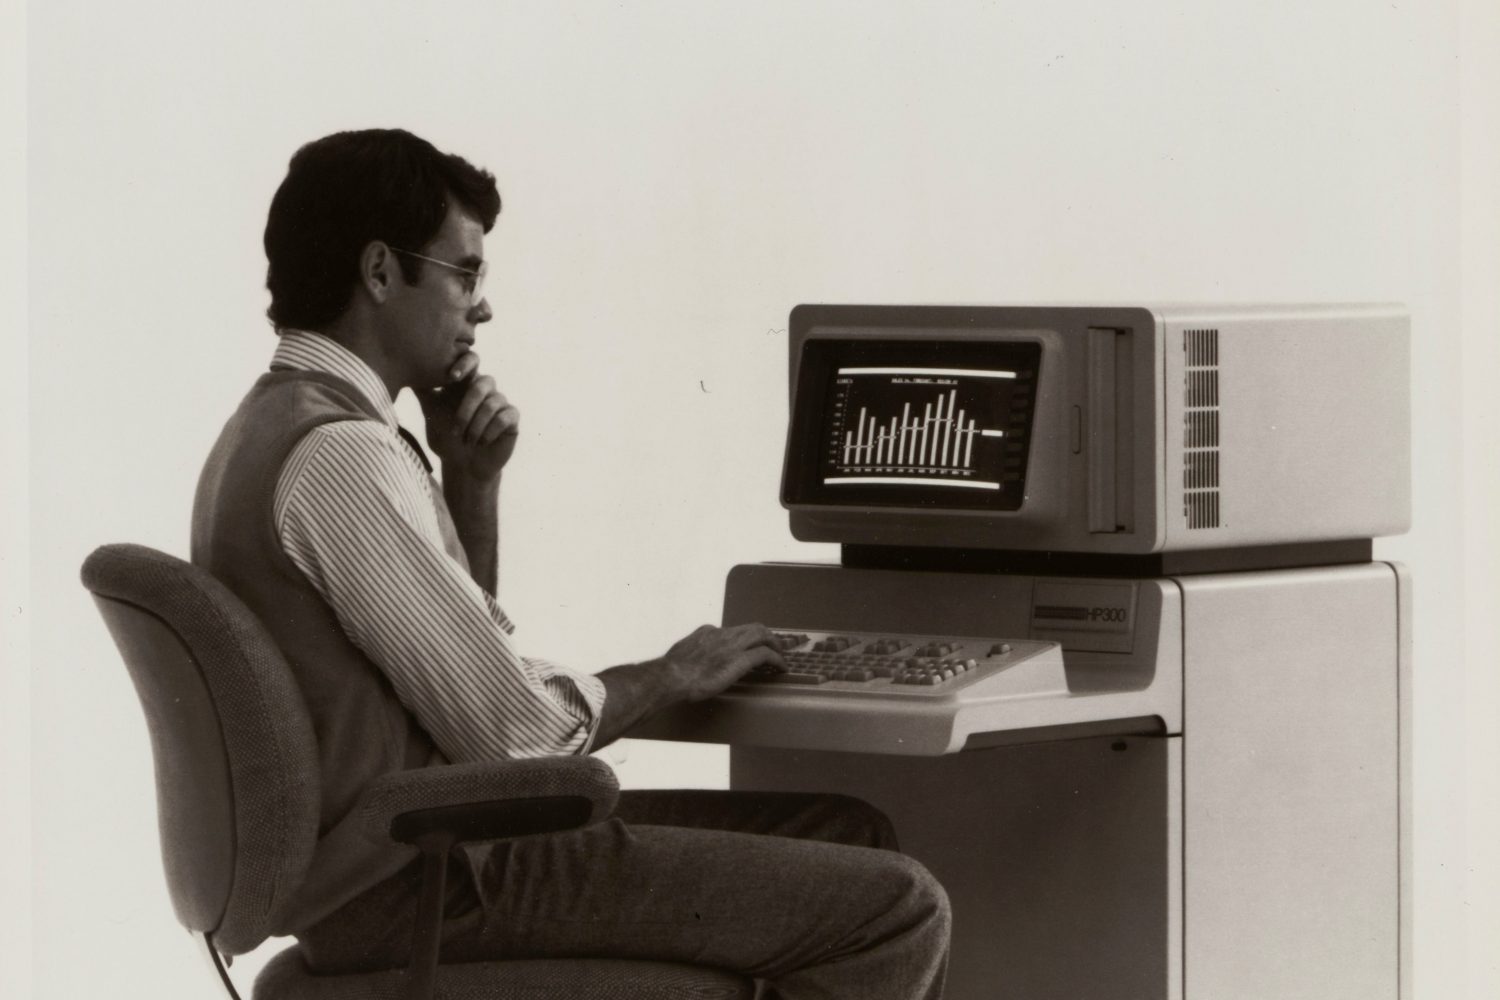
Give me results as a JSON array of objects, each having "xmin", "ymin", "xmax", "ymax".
[{"xmin": 254, "ymin": 945, "xmax": 756, "ymax": 1000}]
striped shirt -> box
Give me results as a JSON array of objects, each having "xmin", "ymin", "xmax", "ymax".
[{"xmin": 270, "ymin": 330, "xmax": 605, "ymax": 762}]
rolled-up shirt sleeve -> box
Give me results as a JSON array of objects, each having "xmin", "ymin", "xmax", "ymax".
[{"xmin": 274, "ymin": 420, "xmax": 605, "ymax": 762}]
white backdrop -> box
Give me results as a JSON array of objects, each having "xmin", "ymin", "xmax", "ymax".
[{"xmin": 13, "ymin": 2, "xmax": 1498, "ymax": 998}]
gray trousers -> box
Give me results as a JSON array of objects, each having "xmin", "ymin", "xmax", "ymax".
[{"xmin": 302, "ymin": 790, "xmax": 951, "ymax": 999}]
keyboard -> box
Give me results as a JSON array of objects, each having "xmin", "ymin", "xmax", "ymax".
[
  {"xmin": 634, "ymin": 626, "xmax": 1069, "ymax": 753},
  {"xmin": 736, "ymin": 629, "xmax": 1059, "ymax": 698}
]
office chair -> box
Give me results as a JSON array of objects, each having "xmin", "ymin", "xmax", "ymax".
[{"xmin": 82, "ymin": 543, "xmax": 754, "ymax": 1000}]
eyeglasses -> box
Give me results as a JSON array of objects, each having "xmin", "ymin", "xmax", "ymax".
[{"xmin": 388, "ymin": 247, "xmax": 488, "ymax": 305}]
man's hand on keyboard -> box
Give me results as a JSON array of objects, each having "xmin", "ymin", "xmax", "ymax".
[{"xmin": 663, "ymin": 624, "xmax": 787, "ymax": 702}]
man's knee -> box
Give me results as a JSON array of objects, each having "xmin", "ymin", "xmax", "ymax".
[
  {"xmin": 809, "ymin": 793, "xmax": 901, "ymax": 850},
  {"xmin": 889, "ymin": 853, "xmax": 951, "ymax": 936}
]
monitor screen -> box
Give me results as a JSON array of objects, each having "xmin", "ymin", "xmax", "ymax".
[{"xmin": 783, "ymin": 338, "xmax": 1041, "ymax": 511}]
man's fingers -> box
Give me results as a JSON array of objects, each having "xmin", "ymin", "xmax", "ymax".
[
  {"xmin": 723, "ymin": 630, "xmax": 785, "ymax": 677},
  {"xmin": 449, "ymin": 351, "xmax": 481, "ymax": 384},
  {"xmin": 749, "ymin": 645, "xmax": 787, "ymax": 672},
  {"xmin": 418, "ymin": 353, "xmax": 482, "ymax": 407},
  {"xmin": 461, "ymin": 394, "xmax": 500, "ymax": 441},
  {"xmin": 465, "ymin": 396, "xmax": 515, "ymax": 444},
  {"xmin": 477, "ymin": 405, "xmax": 520, "ymax": 445},
  {"xmin": 725, "ymin": 623, "xmax": 776, "ymax": 648},
  {"xmin": 454, "ymin": 376, "xmax": 500, "ymax": 429},
  {"xmin": 730, "ymin": 645, "xmax": 786, "ymax": 678}
]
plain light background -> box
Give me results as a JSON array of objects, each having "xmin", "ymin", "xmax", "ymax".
[{"xmin": 9, "ymin": 2, "xmax": 1498, "ymax": 998}]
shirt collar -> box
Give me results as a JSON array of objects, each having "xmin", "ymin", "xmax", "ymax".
[{"xmin": 271, "ymin": 329, "xmax": 400, "ymax": 429}]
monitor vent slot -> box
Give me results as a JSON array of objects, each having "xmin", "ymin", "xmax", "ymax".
[
  {"xmin": 1185, "ymin": 450, "xmax": 1219, "ymax": 489},
  {"xmin": 1186, "ymin": 326, "xmax": 1219, "ymax": 366},
  {"xmin": 1185, "ymin": 410, "xmax": 1219, "ymax": 449},
  {"xmin": 1186, "ymin": 370, "xmax": 1219, "ymax": 408},
  {"xmin": 1185, "ymin": 491, "xmax": 1221, "ymax": 530},
  {"xmin": 1183, "ymin": 328, "xmax": 1221, "ymax": 529}
]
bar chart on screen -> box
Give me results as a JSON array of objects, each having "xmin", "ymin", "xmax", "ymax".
[{"xmin": 823, "ymin": 366, "xmax": 1018, "ymax": 490}]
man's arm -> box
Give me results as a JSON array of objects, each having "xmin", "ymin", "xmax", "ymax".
[
  {"xmin": 590, "ymin": 624, "xmax": 786, "ymax": 750},
  {"xmin": 443, "ymin": 474, "xmax": 500, "ymax": 594},
  {"xmin": 417, "ymin": 351, "xmax": 516, "ymax": 595},
  {"xmin": 411, "ymin": 351, "xmax": 786, "ymax": 750},
  {"xmin": 276, "ymin": 422, "xmax": 602, "ymax": 762}
]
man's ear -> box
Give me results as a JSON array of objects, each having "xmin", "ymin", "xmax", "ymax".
[{"xmin": 359, "ymin": 241, "xmax": 396, "ymax": 304}]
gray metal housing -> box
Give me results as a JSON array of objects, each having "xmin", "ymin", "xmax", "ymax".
[{"xmin": 784, "ymin": 303, "xmax": 1410, "ymax": 553}]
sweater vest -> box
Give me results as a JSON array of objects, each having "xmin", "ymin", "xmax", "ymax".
[{"xmin": 192, "ymin": 369, "xmax": 448, "ymax": 933}]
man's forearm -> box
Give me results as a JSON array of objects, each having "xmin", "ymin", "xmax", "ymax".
[
  {"xmin": 443, "ymin": 473, "xmax": 501, "ymax": 595},
  {"xmin": 592, "ymin": 659, "xmax": 687, "ymax": 750}
]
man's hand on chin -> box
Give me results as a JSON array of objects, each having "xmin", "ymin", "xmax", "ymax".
[{"xmin": 416, "ymin": 351, "xmax": 520, "ymax": 486}]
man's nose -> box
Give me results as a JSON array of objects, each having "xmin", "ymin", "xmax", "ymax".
[{"xmin": 470, "ymin": 298, "xmax": 493, "ymax": 324}]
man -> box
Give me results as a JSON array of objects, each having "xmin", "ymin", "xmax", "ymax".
[{"xmin": 193, "ymin": 128, "xmax": 950, "ymax": 998}]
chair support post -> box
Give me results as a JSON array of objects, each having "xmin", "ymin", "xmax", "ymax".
[
  {"xmin": 405, "ymin": 830, "xmax": 456, "ymax": 1000},
  {"xmin": 191, "ymin": 931, "xmax": 245, "ymax": 1000}
]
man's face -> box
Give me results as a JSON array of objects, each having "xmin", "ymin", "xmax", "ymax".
[{"xmin": 386, "ymin": 203, "xmax": 492, "ymax": 390}]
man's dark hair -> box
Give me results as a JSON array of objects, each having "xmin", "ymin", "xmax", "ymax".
[{"xmin": 264, "ymin": 129, "xmax": 502, "ymax": 330}]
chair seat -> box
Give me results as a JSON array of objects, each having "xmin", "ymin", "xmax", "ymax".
[{"xmin": 254, "ymin": 945, "xmax": 756, "ymax": 1000}]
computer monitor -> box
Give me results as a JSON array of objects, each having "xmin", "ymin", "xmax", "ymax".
[{"xmin": 782, "ymin": 304, "xmax": 1409, "ymax": 558}]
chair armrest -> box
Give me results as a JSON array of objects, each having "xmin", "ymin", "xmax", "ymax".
[{"xmin": 358, "ymin": 757, "xmax": 619, "ymax": 848}]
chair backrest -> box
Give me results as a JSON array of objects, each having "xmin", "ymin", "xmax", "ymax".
[{"xmin": 81, "ymin": 543, "xmax": 321, "ymax": 955}]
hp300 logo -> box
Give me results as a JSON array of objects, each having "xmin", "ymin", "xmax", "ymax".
[{"xmin": 1089, "ymin": 607, "xmax": 1128, "ymax": 623}]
